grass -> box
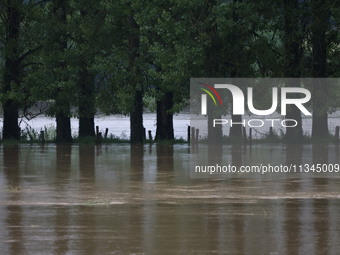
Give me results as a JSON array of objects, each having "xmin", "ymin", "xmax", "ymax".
[
  {"xmin": 18, "ymin": 124, "xmax": 57, "ymax": 143},
  {"xmin": 7, "ymin": 184, "xmax": 21, "ymax": 192}
]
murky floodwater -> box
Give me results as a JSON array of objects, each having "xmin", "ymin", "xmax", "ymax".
[{"xmin": 0, "ymin": 144, "xmax": 340, "ymax": 255}]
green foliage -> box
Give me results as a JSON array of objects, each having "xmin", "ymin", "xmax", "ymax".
[
  {"xmin": 134, "ymin": 0, "xmax": 207, "ymax": 114},
  {"xmin": 0, "ymin": 0, "xmax": 339, "ymax": 142}
]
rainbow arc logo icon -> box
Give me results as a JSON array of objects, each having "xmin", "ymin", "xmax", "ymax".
[{"xmin": 197, "ymin": 82, "xmax": 223, "ymax": 106}]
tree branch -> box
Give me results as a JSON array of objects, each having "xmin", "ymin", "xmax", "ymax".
[
  {"xmin": 32, "ymin": 0, "xmax": 52, "ymax": 7},
  {"xmin": 18, "ymin": 45, "xmax": 42, "ymax": 63},
  {"xmin": 21, "ymin": 62, "xmax": 43, "ymax": 68}
]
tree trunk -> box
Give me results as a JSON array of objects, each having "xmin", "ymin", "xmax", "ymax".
[
  {"xmin": 3, "ymin": 101, "xmax": 20, "ymax": 140},
  {"xmin": 56, "ymin": 113, "xmax": 72, "ymax": 143},
  {"xmin": 208, "ymin": 113, "xmax": 222, "ymax": 145},
  {"xmin": 79, "ymin": 115, "xmax": 95, "ymax": 138},
  {"xmin": 130, "ymin": 89, "xmax": 144, "ymax": 143},
  {"xmin": 228, "ymin": 0, "xmax": 244, "ymax": 142},
  {"xmin": 229, "ymin": 115, "xmax": 243, "ymax": 142},
  {"xmin": 78, "ymin": 69, "xmax": 95, "ymax": 138},
  {"xmin": 311, "ymin": 0, "xmax": 330, "ymax": 139},
  {"xmin": 285, "ymin": 106, "xmax": 303, "ymax": 141},
  {"xmin": 78, "ymin": 9, "xmax": 95, "ymax": 138},
  {"xmin": 128, "ymin": 16, "xmax": 144, "ymax": 144},
  {"xmin": 156, "ymin": 92, "xmax": 174, "ymax": 141},
  {"xmin": 54, "ymin": 0, "xmax": 72, "ymax": 143},
  {"xmin": 312, "ymin": 80, "xmax": 328, "ymax": 139},
  {"xmin": 283, "ymin": 0, "xmax": 303, "ymax": 142},
  {"xmin": 2, "ymin": 2, "xmax": 21, "ymax": 140}
]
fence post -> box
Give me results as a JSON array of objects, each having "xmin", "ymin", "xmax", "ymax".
[
  {"xmin": 249, "ymin": 128, "xmax": 252, "ymax": 145},
  {"xmin": 148, "ymin": 130, "xmax": 153, "ymax": 141},
  {"xmin": 243, "ymin": 126, "xmax": 247, "ymax": 143},
  {"xmin": 195, "ymin": 128, "xmax": 199, "ymax": 143},
  {"xmin": 40, "ymin": 131, "xmax": 45, "ymax": 143},
  {"xmin": 336, "ymin": 126, "xmax": 339, "ymax": 143},
  {"xmin": 191, "ymin": 127, "xmax": 196, "ymax": 144},
  {"xmin": 187, "ymin": 126, "xmax": 191, "ymax": 143},
  {"xmin": 96, "ymin": 132, "xmax": 102, "ymax": 144}
]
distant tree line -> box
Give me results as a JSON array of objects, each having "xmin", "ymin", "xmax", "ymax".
[{"xmin": 0, "ymin": 0, "xmax": 339, "ymax": 143}]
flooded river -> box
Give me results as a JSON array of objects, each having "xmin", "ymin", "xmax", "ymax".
[{"xmin": 0, "ymin": 144, "xmax": 340, "ymax": 254}]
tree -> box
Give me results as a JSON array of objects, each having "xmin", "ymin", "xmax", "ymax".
[
  {"xmin": 1, "ymin": 0, "xmax": 21, "ymax": 140},
  {"xmin": 71, "ymin": 0, "xmax": 107, "ymax": 138},
  {"xmin": 311, "ymin": 0, "xmax": 332, "ymax": 139},
  {"xmin": 37, "ymin": 0, "xmax": 81, "ymax": 143},
  {"xmin": 127, "ymin": 14, "xmax": 144, "ymax": 144},
  {"xmin": 203, "ymin": 0, "xmax": 258, "ymax": 141},
  {"xmin": 0, "ymin": 0, "xmax": 45, "ymax": 140},
  {"xmin": 93, "ymin": 1, "xmax": 146, "ymax": 144},
  {"xmin": 78, "ymin": 66, "xmax": 95, "ymax": 138},
  {"xmin": 54, "ymin": 0, "xmax": 72, "ymax": 143},
  {"xmin": 132, "ymin": 0, "xmax": 206, "ymax": 141},
  {"xmin": 282, "ymin": 0, "xmax": 305, "ymax": 142}
]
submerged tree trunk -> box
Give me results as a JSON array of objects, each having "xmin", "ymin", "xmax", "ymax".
[
  {"xmin": 228, "ymin": 0, "xmax": 244, "ymax": 142},
  {"xmin": 312, "ymin": 85, "xmax": 328, "ymax": 139},
  {"xmin": 78, "ymin": 68, "xmax": 95, "ymax": 138},
  {"xmin": 128, "ymin": 16, "xmax": 144, "ymax": 144},
  {"xmin": 79, "ymin": 114, "xmax": 95, "ymax": 138},
  {"xmin": 285, "ymin": 106, "xmax": 303, "ymax": 141},
  {"xmin": 130, "ymin": 89, "xmax": 144, "ymax": 144},
  {"xmin": 229, "ymin": 115, "xmax": 243, "ymax": 142},
  {"xmin": 54, "ymin": 0, "xmax": 72, "ymax": 143},
  {"xmin": 283, "ymin": 0, "xmax": 303, "ymax": 142},
  {"xmin": 2, "ymin": 2, "xmax": 21, "ymax": 140},
  {"xmin": 56, "ymin": 112, "xmax": 72, "ymax": 143},
  {"xmin": 78, "ymin": 9, "xmax": 95, "ymax": 138},
  {"xmin": 311, "ymin": 0, "xmax": 330, "ymax": 139},
  {"xmin": 155, "ymin": 92, "xmax": 174, "ymax": 141},
  {"xmin": 208, "ymin": 114, "xmax": 223, "ymax": 145},
  {"xmin": 3, "ymin": 101, "xmax": 20, "ymax": 140}
]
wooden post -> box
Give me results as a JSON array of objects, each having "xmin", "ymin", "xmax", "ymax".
[
  {"xmin": 191, "ymin": 127, "xmax": 196, "ymax": 144},
  {"xmin": 249, "ymin": 128, "xmax": 252, "ymax": 145},
  {"xmin": 195, "ymin": 128, "xmax": 199, "ymax": 143},
  {"xmin": 336, "ymin": 126, "xmax": 339, "ymax": 143},
  {"xmin": 40, "ymin": 131, "xmax": 45, "ymax": 143},
  {"xmin": 243, "ymin": 126, "xmax": 247, "ymax": 143},
  {"xmin": 96, "ymin": 126, "xmax": 100, "ymax": 143},
  {"xmin": 269, "ymin": 127, "xmax": 273, "ymax": 137},
  {"xmin": 96, "ymin": 132, "xmax": 102, "ymax": 144},
  {"xmin": 148, "ymin": 130, "xmax": 153, "ymax": 141},
  {"xmin": 104, "ymin": 128, "xmax": 109, "ymax": 139},
  {"xmin": 187, "ymin": 126, "xmax": 191, "ymax": 143},
  {"xmin": 143, "ymin": 127, "xmax": 146, "ymax": 141}
]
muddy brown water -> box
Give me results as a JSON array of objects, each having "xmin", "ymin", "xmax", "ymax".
[{"xmin": 0, "ymin": 144, "xmax": 340, "ymax": 255}]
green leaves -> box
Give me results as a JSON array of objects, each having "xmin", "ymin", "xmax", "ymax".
[{"xmin": 0, "ymin": 0, "xmax": 338, "ymax": 138}]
